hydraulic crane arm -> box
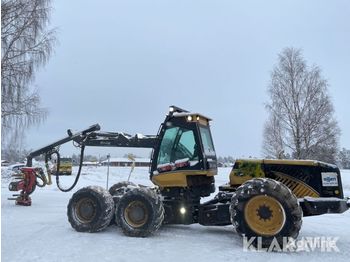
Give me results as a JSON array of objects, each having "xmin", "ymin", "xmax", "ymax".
[
  {"xmin": 26, "ymin": 124, "xmax": 101, "ymax": 167},
  {"xmin": 26, "ymin": 123, "xmax": 158, "ymax": 167},
  {"xmin": 11, "ymin": 123, "xmax": 159, "ymax": 201},
  {"xmin": 84, "ymin": 131, "xmax": 157, "ymax": 148}
]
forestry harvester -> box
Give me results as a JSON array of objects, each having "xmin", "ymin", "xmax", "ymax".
[{"xmin": 8, "ymin": 106, "xmax": 350, "ymax": 246}]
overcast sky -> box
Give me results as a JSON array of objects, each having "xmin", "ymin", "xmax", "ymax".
[{"xmin": 26, "ymin": 0, "xmax": 350, "ymax": 158}]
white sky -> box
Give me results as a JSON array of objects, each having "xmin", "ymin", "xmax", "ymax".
[{"xmin": 26, "ymin": 0, "xmax": 350, "ymax": 158}]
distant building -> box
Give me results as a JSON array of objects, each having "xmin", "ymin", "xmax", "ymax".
[
  {"xmin": 101, "ymin": 157, "xmax": 150, "ymax": 167},
  {"xmin": 1, "ymin": 160, "xmax": 10, "ymax": 166},
  {"xmin": 82, "ymin": 161, "xmax": 100, "ymax": 167}
]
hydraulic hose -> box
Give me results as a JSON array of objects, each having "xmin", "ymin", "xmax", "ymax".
[
  {"xmin": 44, "ymin": 153, "xmax": 53, "ymax": 185},
  {"xmin": 35, "ymin": 168, "xmax": 48, "ymax": 187},
  {"xmin": 43, "ymin": 144, "xmax": 86, "ymax": 192},
  {"xmin": 55, "ymin": 144, "xmax": 86, "ymax": 192}
]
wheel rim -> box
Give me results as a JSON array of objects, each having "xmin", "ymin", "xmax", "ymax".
[
  {"xmin": 244, "ymin": 195, "xmax": 286, "ymax": 236},
  {"xmin": 124, "ymin": 200, "xmax": 148, "ymax": 228},
  {"xmin": 75, "ymin": 197, "xmax": 97, "ymax": 223}
]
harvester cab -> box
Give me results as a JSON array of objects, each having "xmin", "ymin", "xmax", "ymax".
[{"xmin": 150, "ymin": 106, "xmax": 217, "ymax": 197}]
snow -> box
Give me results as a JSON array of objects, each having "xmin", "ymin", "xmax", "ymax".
[{"xmin": 2, "ymin": 167, "xmax": 350, "ymax": 262}]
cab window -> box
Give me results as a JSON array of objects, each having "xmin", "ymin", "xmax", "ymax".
[
  {"xmin": 199, "ymin": 126, "xmax": 215, "ymax": 156},
  {"xmin": 157, "ymin": 127, "xmax": 198, "ymax": 165},
  {"xmin": 157, "ymin": 127, "xmax": 179, "ymax": 165}
]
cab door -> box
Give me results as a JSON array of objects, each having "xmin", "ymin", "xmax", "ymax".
[{"xmin": 151, "ymin": 124, "xmax": 204, "ymax": 187}]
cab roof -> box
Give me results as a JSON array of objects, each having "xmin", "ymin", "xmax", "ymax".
[
  {"xmin": 172, "ymin": 112, "xmax": 212, "ymax": 121},
  {"xmin": 168, "ymin": 105, "xmax": 212, "ymax": 122}
]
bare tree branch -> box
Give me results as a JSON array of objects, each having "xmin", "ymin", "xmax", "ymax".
[{"xmin": 1, "ymin": 0, "xmax": 56, "ymax": 160}]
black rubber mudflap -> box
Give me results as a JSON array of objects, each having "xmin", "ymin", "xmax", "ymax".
[
  {"xmin": 116, "ymin": 187, "xmax": 164, "ymax": 237},
  {"xmin": 67, "ymin": 186, "xmax": 115, "ymax": 232},
  {"xmin": 230, "ymin": 178, "xmax": 303, "ymax": 248}
]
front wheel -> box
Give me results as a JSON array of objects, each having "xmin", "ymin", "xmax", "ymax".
[
  {"xmin": 116, "ymin": 187, "xmax": 164, "ymax": 237},
  {"xmin": 109, "ymin": 181, "xmax": 137, "ymax": 204},
  {"xmin": 230, "ymin": 178, "xmax": 302, "ymax": 248},
  {"xmin": 67, "ymin": 186, "xmax": 115, "ymax": 232},
  {"xmin": 109, "ymin": 181, "xmax": 137, "ymax": 225}
]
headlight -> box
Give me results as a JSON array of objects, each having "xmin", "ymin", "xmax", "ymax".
[{"xmin": 179, "ymin": 207, "xmax": 186, "ymax": 215}]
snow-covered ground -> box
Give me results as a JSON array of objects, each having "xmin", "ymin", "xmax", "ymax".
[{"xmin": 2, "ymin": 167, "xmax": 350, "ymax": 262}]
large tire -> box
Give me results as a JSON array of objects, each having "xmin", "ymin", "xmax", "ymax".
[
  {"xmin": 109, "ymin": 181, "xmax": 137, "ymax": 204},
  {"xmin": 116, "ymin": 187, "xmax": 164, "ymax": 237},
  {"xmin": 109, "ymin": 181, "xmax": 137, "ymax": 226},
  {"xmin": 67, "ymin": 186, "xmax": 115, "ymax": 232},
  {"xmin": 230, "ymin": 178, "xmax": 302, "ymax": 247}
]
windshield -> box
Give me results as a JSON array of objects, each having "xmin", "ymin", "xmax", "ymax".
[
  {"xmin": 157, "ymin": 127, "xmax": 198, "ymax": 165},
  {"xmin": 199, "ymin": 126, "xmax": 215, "ymax": 156}
]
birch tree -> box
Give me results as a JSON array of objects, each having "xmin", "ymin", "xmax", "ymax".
[
  {"xmin": 263, "ymin": 48, "xmax": 340, "ymax": 163},
  {"xmin": 1, "ymin": 0, "xmax": 56, "ymax": 154}
]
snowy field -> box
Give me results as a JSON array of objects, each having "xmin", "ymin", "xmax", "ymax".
[{"xmin": 2, "ymin": 167, "xmax": 350, "ymax": 262}]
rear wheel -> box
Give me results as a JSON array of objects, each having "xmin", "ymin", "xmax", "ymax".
[
  {"xmin": 230, "ymin": 178, "xmax": 302, "ymax": 247},
  {"xmin": 116, "ymin": 187, "xmax": 164, "ymax": 237},
  {"xmin": 67, "ymin": 186, "xmax": 115, "ymax": 232}
]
